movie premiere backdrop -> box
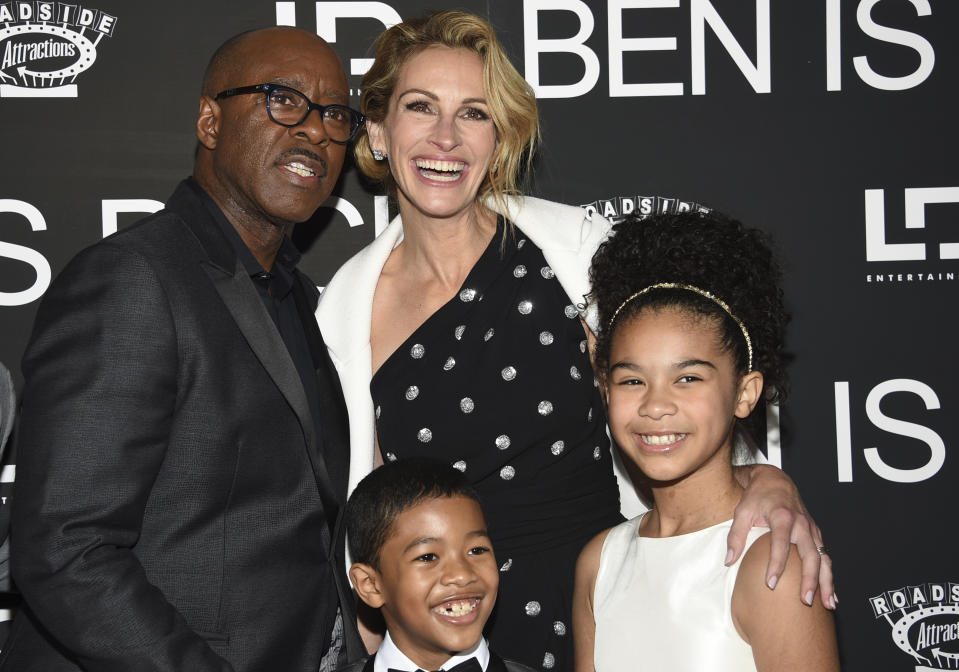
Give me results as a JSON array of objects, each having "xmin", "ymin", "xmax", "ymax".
[{"xmin": 0, "ymin": 0, "xmax": 955, "ymax": 669}]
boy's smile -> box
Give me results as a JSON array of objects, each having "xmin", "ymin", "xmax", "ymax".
[
  {"xmin": 432, "ymin": 597, "xmax": 482, "ymax": 621},
  {"xmin": 357, "ymin": 495, "xmax": 498, "ymax": 671}
]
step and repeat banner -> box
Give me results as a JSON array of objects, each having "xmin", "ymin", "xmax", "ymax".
[{"xmin": 0, "ymin": 1, "xmax": 955, "ymax": 670}]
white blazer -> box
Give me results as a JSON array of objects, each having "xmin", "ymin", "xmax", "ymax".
[{"xmin": 317, "ymin": 195, "xmax": 647, "ymax": 517}]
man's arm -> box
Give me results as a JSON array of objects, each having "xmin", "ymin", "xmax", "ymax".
[{"xmin": 12, "ymin": 243, "xmax": 233, "ymax": 672}]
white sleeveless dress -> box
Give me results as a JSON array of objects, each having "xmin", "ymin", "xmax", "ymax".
[{"xmin": 593, "ymin": 515, "xmax": 769, "ymax": 671}]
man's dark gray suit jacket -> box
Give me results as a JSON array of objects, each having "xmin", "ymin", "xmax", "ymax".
[{"xmin": 0, "ymin": 180, "xmax": 362, "ymax": 672}]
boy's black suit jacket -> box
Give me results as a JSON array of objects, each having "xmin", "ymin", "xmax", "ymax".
[{"xmin": 0, "ymin": 180, "xmax": 362, "ymax": 672}]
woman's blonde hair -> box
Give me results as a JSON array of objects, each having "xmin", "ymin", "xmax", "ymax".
[{"xmin": 355, "ymin": 11, "xmax": 540, "ymax": 212}]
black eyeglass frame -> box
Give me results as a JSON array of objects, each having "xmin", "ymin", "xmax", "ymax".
[{"xmin": 214, "ymin": 83, "xmax": 366, "ymax": 145}]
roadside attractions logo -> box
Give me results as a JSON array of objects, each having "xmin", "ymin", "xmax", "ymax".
[
  {"xmin": 869, "ymin": 581, "xmax": 959, "ymax": 670},
  {"xmin": 0, "ymin": 3, "xmax": 117, "ymax": 98},
  {"xmin": 582, "ymin": 195, "xmax": 709, "ymax": 222}
]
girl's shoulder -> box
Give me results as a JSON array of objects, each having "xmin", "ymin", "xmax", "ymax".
[
  {"xmin": 732, "ymin": 528, "xmax": 825, "ymax": 638},
  {"xmin": 576, "ymin": 525, "xmax": 614, "ymax": 577},
  {"xmin": 731, "ymin": 528, "xmax": 776, "ymax": 604},
  {"xmin": 577, "ymin": 516, "xmax": 644, "ymax": 587},
  {"xmin": 731, "ymin": 532, "xmax": 839, "ymax": 670}
]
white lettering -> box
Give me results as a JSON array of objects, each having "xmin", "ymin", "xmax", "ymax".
[
  {"xmin": 890, "ymin": 589, "xmax": 909, "ymax": 609},
  {"xmin": 835, "ymin": 382, "xmax": 854, "ymax": 481},
  {"xmin": 275, "ymin": 1, "xmax": 296, "ymax": 25},
  {"xmin": 863, "ymin": 379, "xmax": 945, "ymax": 483},
  {"xmin": 904, "ymin": 187, "xmax": 959, "ymax": 259},
  {"xmin": 77, "ymin": 8, "xmax": 96, "ymax": 28},
  {"xmin": 865, "ymin": 189, "xmax": 924, "ymax": 262},
  {"xmin": 37, "ymin": 2, "xmax": 55, "ymax": 22},
  {"xmin": 0, "ymin": 200, "xmax": 51, "ymax": 307},
  {"xmin": 609, "ymin": 0, "xmax": 682, "ymax": 97},
  {"xmin": 313, "ymin": 2, "xmax": 402, "ymax": 75},
  {"xmin": 101, "ymin": 199, "xmax": 164, "ymax": 238},
  {"xmin": 870, "ymin": 594, "xmax": 890, "ymax": 616},
  {"xmin": 325, "ymin": 197, "xmax": 363, "ymax": 229},
  {"xmin": 825, "ymin": 0, "xmax": 841, "ymax": 90},
  {"xmin": 765, "ymin": 401, "xmax": 781, "ymax": 468},
  {"xmin": 690, "ymin": 0, "xmax": 770, "ymax": 94},
  {"xmin": 866, "ymin": 187, "xmax": 959, "ymax": 262},
  {"xmin": 95, "ymin": 13, "xmax": 116, "ymax": 35},
  {"xmin": 317, "ymin": 196, "xmax": 390, "ymax": 237},
  {"xmin": 853, "ymin": 0, "xmax": 934, "ymax": 91},
  {"xmin": 524, "ymin": 0, "xmax": 600, "ymax": 99}
]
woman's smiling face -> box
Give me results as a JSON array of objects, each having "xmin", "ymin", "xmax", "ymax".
[{"xmin": 368, "ymin": 46, "xmax": 498, "ymax": 223}]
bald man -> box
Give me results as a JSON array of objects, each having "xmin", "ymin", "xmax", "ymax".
[{"xmin": 0, "ymin": 28, "xmax": 364, "ymax": 672}]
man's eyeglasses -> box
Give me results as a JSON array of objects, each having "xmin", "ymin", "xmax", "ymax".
[{"xmin": 214, "ymin": 83, "xmax": 365, "ymax": 145}]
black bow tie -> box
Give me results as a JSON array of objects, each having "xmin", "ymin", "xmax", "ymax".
[{"xmin": 390, "ymin": 657, "xmax": 483, "ymax": 672}]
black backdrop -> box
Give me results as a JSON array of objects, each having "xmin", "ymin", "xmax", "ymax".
[{"xmin": 1, "ymin": 2, "xmax": 956, "ymax": 670}]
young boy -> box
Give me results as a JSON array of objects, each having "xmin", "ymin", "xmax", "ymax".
[{"xmin": 339, "ymin": 458, "xmax": 534, "ymax": 672}]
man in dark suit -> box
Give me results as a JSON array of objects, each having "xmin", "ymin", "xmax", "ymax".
[{"xmin": 0, "ymin": 27, "xmax": 363, "ymax": 672}]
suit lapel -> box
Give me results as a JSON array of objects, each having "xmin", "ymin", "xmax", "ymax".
[
  {"xmin": 289, "ymin": 275, "xmax": 346, "ymax": 527},
  {"xmin": 177, "ymin": 182, "xmax": 336, "ymax": 521},
  {"xmin": 292, "ymin": 274, "xmax": 350, "ymax": 501},
  {"xmin": 175, "ymin": 181, "xmax": 327, "ymax": 514},
  {"xmin": 202, "ymin": 258, "xmax": 317, "ymax": 451},
  {"xmin": 168, "ymin": 182, "xmax": 315, "ymax": 439},
  {"xmin": 291, "ymin": 274, "xmax": 367, "ymax": 662}
]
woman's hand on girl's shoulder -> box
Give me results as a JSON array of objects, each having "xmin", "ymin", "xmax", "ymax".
[
  {"xmin": 728, "ymin": 463, "xmax": 836, "ymax": 609},
  {"xmin": 731, "ymin": 533, "xmax": 840, "ymax": 672}
]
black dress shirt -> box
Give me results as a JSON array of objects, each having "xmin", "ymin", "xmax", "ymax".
[{"xmin": 188, "ymin": 179, "xmax": 325, "ymax": 459}]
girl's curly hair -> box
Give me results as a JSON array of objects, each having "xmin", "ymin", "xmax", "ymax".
[{"xmin": 589, "ymin": 211, "xmax": 790, "ymax": 438}]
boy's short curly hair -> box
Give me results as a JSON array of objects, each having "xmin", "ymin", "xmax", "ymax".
[
  {"xmin": 589, "ymin": 211, "xmax": 790, "ymax": 433},
  {"xmin": 346, "ymin": 458, "xmax": 483, "ymax": 570}
]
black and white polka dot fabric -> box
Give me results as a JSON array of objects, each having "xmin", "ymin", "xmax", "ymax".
[{"xmin": 372, "ymin": 219, "xmax": 622, "ymax": 671}]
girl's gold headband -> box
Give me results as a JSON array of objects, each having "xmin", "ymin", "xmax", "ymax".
[{"xmin": 608, "ymin": 282, "xmax": 753, "ymax": 372}]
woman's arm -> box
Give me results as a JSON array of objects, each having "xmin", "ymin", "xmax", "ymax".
[
  {"xmin": 572, "ymin": 530, "xmax": 609, "ymax": 672},
  {"xmin": 728, "ymin": 464, "xmax": 836, "ymax": 609},
  {"xmin": 732, "ymin": 533, "xmax": 840, "ymax": 671}
]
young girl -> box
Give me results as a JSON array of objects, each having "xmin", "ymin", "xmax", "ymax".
[{"xmin": 573, "ymin": 211, "xmax": 839, "ymax": 671}]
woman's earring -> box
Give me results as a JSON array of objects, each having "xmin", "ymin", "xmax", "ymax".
[{"xmin": 372, "ymin": 149, "xmax": 386, "ymax": 161}]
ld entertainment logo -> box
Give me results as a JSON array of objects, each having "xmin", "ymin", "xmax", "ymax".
[
  {"xmin": 864, "ymin": 187, "xmax": 958, "ymax": 286},
  {"xmin": 869, "ymin": 582, "xmax": 959, "ymax": 670},
  {"xmin": 0, "ymin": 3, "xmax": 117, "ymax": 98}
]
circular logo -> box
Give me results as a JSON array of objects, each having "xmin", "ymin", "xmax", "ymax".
[{"xmin": 0, "ymin": 24, "xmax": 97, "ymax": 88}]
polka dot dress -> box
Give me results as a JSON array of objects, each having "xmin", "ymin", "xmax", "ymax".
[{"xmin": 372, "ymin": 219, "xmax": 622, "ymax": 671}]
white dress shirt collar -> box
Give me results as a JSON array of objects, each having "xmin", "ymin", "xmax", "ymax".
[{"xmin": 373, "ymin": 631, "xmax": 490, "ymax": 672}]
